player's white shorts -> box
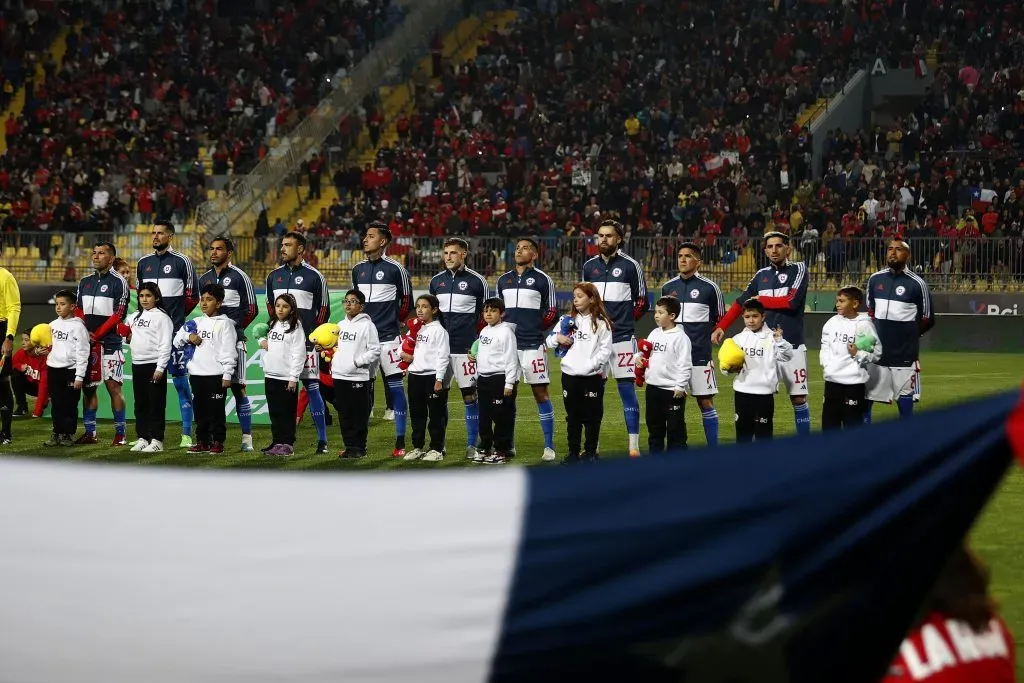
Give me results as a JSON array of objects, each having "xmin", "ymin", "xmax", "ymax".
[
  {"xmin": 606, "ymin": 338, "xmax": 639, "ymax": 381},
  {"xmin": 866, "ymin": 362, "xmax": 921, "ymax": 403},
  {"xmin": 518, "ymin": 346, "xmax": 550, "ymax": 385},
  {"xmin": 689, "ymin": 359, "xmax": 720, "ymax": 397},
  {"xmin": 231, "ymin": 340, "xmax": 247, "ymax": 386},
  {"xmin": 778, "ymin": 345, "xmax": 809, "ymax": 397},
  {"xmin": 300, "ymin": 347, "xmax": 319, "ymax": 381},
  {"xmin": 449, "ymin": 353, "xmax": 478, "ymax": 390},
  {"xmin": 87, "ymin": 349, "xmax": 124, "ymax": 387}
]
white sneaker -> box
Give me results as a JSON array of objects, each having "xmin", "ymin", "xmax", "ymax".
[
  {"xmin": 142, "ymin": 440, "xmax": 164, "ymax": 453},
  {"xmin": 466, "ymin": 446, "xmax": 478, "ymax": 460},
  {"xmin": 421, "ymin": 449, "xmax": 445, "ymax": 462},
  {"xmin": 403, "ymin": 447, "xmax": 424, "ymax": 461},
  {"xmin": 541, "ymin": 447, "xmax": 557, "ymax": 461},
  {"xmin": 130, "ymin": 438, "xmax": 149, "ymax": 452},
  {"xmin": 383, "ymin": 409, "xmax": 395, "ymax": 421}
]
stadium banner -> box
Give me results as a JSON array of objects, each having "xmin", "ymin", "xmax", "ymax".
[{"xmin": 2, "ymin": 392, "xmax": 1022, "ymax": 682}]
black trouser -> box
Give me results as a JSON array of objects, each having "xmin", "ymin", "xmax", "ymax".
[
  {"xmin": 334, "ymin": 378, "xmax": 371, "ymax": 450},
  {"xmin": 0, "ymin": 347, "xmax": 11, "ymax": 436},
  {"xmin": 48, "ymin": 366, "xmax": 81, "ymax": 436},
  {"xmin": 408, "ymin": 373, "xmax": 448, "ymax": 451},
  {"xmin": 822, "ymin": 381, "xmax": 867, "ymax": 431},
  {"xmin": 265, "ymin": 377, "xmax": 298, "ymax": 446},
  {"xmin": 645, "ymin": 385, "xmax": 687, "ymax": 453},
  {"xmin": 132, "ymin": 363, "xmax": 167, "ymax": 442},
  {"xmin": 477, "ymin": 374, "xmax": 513, "ymax": 453},
  {"xmin": 190, "ymin": 374, "xmax": 227, "ymax": 445},
  {"xmin": 562, "ymin": 373, "xmax": 603, "ymax": 456},
  {"xmin": 11, "ymin": 371, "xmax": 37, "ymax": 410},
  {"xmin": 734, "ymin": 391, "xmax": 774, "ymax": 443}
]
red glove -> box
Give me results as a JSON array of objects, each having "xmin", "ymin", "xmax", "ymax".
[
  {"xmin": 398, "ymin": 334, "xmax": 416, "ymax": 371},
  {"xmin": 635, "ymin": 339, "xmax": 654, "ymax": 387},
  {"xmin": 116, "ymin": 323, "xmax": 132, "ymax": 339}
]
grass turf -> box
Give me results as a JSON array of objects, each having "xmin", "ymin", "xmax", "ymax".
[{"xmin": 2, "ymin": 351, "xmax": 1022, "ymax": 673}]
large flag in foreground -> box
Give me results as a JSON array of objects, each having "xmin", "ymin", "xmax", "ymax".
[{"xmin": 1, "ymin": 391, "xmax": 1022, "ymax": 683}]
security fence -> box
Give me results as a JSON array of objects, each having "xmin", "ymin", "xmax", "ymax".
[{"xmin": 8, "ymin": 233, "xmax": 1024, "ymax": 294}]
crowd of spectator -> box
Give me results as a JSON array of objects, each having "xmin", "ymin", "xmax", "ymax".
[
  {"xmin": 290, "ymin": 0, "xmax": 1024, "ymax": 289},
  {"xmin": 0, "ymin": 0, "xmax": 405, "ymax": 238}
]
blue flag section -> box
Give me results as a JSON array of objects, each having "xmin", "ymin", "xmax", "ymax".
[
  {"xmin": 0, "ymin": 391, "xmax": 1021, "ymax": 683},
  {"xmin": 493, "ymin": 389, "xmax": 1024, "ymax": 683}
]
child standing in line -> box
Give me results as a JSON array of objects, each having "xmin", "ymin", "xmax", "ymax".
[
  {"xmin": 330, "ymin": 289, "xmax": 380, "ymax": 460},
  {"xmin": 401, "ymin": 294, "xmax": 450, "ymax": 463},
  {"xmin": 546, "ymin": 282, "xmax": 613, "ymax": 464},
  {"xmin": 820, "ymin": 286, "xmax": 881, "ymax": 431},
  {"xmin": 722, "ymin": 299, "xmax": 793, "ymax": 443},
  {"xmin": 44, "ymin": 289, "xmax": 90, "ymax": 447},
  {"xmin": 470, "ymin": 297, "xmax": 519, "ymax": 465},
  {"xmin": 634, "ymin": 296, "xmax": 693, "ymax": 454},
  {"xmin": 127, "ymin": 282, "xmax": 174, "ymax": 453},
  {"xmin": 173, "ymin": 283, "xmax": 237, "ymax": 455},
  {"xmin": 259, "ymin": 293, "xmax": 307, "ymax": 456}
]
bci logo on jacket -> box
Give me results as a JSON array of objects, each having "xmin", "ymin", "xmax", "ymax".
[{"xmin": 339, "ymin": 331, "xmax": 359, "ymax": 342}]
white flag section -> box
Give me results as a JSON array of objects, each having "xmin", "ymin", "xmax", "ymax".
[{"xmin": 0, "ymin": 458, "xmax": 526, "ymax": 683}]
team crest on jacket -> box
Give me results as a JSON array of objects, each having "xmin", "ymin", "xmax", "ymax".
[
  {"xmin": 295, "ymin": 276, "xmax": 304, "ymax": 284},
  {"xmin": 163, "ymin": 265, "xmax": 172, "ymax": 274},
  {"xmin": 458, "ymin": 281, "xmax": 468, "ymax": 290},
  {"xmin": 375, "ymin": 271, "xmax": 384, "ymax": 280},
  {"xmin": 100, "ymin": 285, "xmax": 108, "ymax": 293},
  {"xmin": 526, "ymin": 277, "xmax": 535, "ymax": 285},
  {"xmin": 896, "ymin": 285, "xmax": 906, "ymax": 295},
  {"xmin": 690, "ymin": 289, "xmax": 699, "ymax": 298},
  {"xmin": 612, "ymin": 267, "xmax": 622, "ymax": 277},
  {"xmin": 223, "ymin": 277, "xmax": 231, "ymax": 286},
  {"xmin": 778, "ymin": 273, "xmax": 788, "ymax": 283}
]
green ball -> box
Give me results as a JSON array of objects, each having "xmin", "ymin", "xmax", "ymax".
[
  {"xmin": 252, "ymin": 322, "xmax": 270, "ymax": 338},
  {"xmin": 470, "ymin": 339, "xmax": 480, "ymax": 358},
  {"xmin": 855, "ymin": 333, "xmax": 875, "ymax": 352}
]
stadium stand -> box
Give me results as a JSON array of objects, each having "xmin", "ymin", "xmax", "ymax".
[{"xmin": 2, "ymin": 0, "xmax": 1024, "ymax": 293}]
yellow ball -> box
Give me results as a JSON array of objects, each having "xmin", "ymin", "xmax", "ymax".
[
  {"xmin": 309, "ymin": 323, "xmax": 340, "ymax": 349},
  {"xmin": 718, "ymin": 337, "xmax": 746, "ymax": 373},
  {"xmin": 30, "ymin": 323, "xmax": 52, "ymax": 348}
]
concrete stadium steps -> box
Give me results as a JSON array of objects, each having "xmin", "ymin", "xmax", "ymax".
[
  {"xmin": 0, "ymin": 22, "xmax": 76, "ymax": 156},
  {"xmin": 795, "ymin": 97, "xmax": 829, "ymax": 130}
]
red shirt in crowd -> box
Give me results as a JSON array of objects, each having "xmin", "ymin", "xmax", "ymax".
[{"xmin": 882, "ymin": 613, "xmax": 1015, "ymax": 683}]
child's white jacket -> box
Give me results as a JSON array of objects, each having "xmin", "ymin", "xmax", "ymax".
[
  {"xmin": 262, "ymin": 320, "xmax": 307, "ymax": 382},
  {"xmin": 819, "ymin": 313, "xmax": 882, "ymax": 385},
  {"xmin": 128, "ymin": 308, "xmax": 173, "ymax": 372},
  {"xmin": 173, "ymin": 314, "xmax": 237, "ymax": 380},
  {"xmin": 634, "ymin": 326, "xmax": 693, "ymax": 393},
  {"xmin": 724, "ymin": 327, "xmax": 794, "ymax": 395},
  {"xmin": 331, "ymin": 313, "xmax": 381, "ymax": 382},
  {"xmin": 408, "ymin": 320, "xmax": 450, "ymax": 381},
  {"xmin": 476, "ymin": 321, "xmax": 519, "ymax": 391},
  {"xmin": 546, "ymin": 313, "xmax": 613, "ymax": 376},
  {"xmin": 47, "ymin": 315, "xmax": 90, "ymax": 381}
]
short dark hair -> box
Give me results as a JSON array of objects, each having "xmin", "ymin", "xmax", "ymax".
[
  {"xmin": 655, "ymin": 296, "xmax": 681, "ymax": 318},
  {"xmin": 344, "ymin": 289, "xmax": 366, "ymax": 305},
  {"xmin": 482, "ymin": 297, "xmax": 505, "ymax": 313},
  {"xmin": 367, "ymin": 221, "xmax": 392, "ymax": 244},
  {"xmin": 282, "ymin": 231, "xmax": 307, "ymax": 247},
  {"xmin": 55, "ymin": 288, "xmax": 77, "ymax": 304},
  {"xmin": 94, "ymin": 241, "xmax": 116, "ymax": 257},
  {"xmin": 211, "ymin": 236, "xmax": 235, "ymax": 252},
  {"xmin": 443, "ymin": 237, "xmax": 469, "ymax": 251},
  {"xmin": 201, "ymin": 283, "xmax": 226, "ymax": 302},
  {"xmin": 837, "ymin": 285, "xmax": 864, "ymax": 304},
  {"xmin": 516, "ymin": 237, "xmax": 539, "ymax": 252},
  {"xmin": 598, "ymin": 219, "xmax": 624, "ymax": 238},
  {"xmin": 677, "ymin": 242, "xmax": 703, "ymax": 258},
  {"xmin": 763, "ymin": 231, "xmax": 790, "ymax": 246},
  {"xmin": 155, "ymin": 220, "xmax": 176, "ymax": 234},
  {"xmin": 743, "ymin": 299, "xmax": 765, "ymax": 314}
]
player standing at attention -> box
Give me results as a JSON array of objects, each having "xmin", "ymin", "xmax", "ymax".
[
  {"xmin": 199, "ymin": 237, "xmax": 258, "ymax": 452},
  {"xmin": 267, "ymin": 231, "xmax": 331, "ymax": 454},
  {"xmin": 353, "ymin": 222, "xmax": 412, "ymax": 457},
  {"xmin": 496, "ymin": 237, "xmax": 558, "ymax": 462},
  {"xmin": 660, "ymin": 242, "xmax": 724, "ymax": 447},
  {"xmin": 582, "ymin": 220, "xmax": 647, "ymax": 457},
  {"xmin": 137, "ymin": 221, "xmax": 200, "ymax": 447},
  {"xmin": 429, "ymin": 237, "xmax": 489, "ymax": 459},
  {"xmin": 865, "ymin": 240, "xmax": 934, "ymax": 422},
  {"xmin": 76, "ymin": 242, "xmax": 130, "ymax": 445},
  {"xmin": 712, "ymin": 232, "xmax": 812, "ymax": 436},
  {"xmin": 0, "ymin": 265, "xmax": 22, "ymax": 444}
]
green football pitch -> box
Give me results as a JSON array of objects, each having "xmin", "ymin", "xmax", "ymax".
[{"xmin": 2, "ymin": 351, "xmax": 1022, "ymax": 673}]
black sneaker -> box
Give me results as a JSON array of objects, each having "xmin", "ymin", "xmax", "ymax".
[
  {"xmin": 339, "ymin": 449, "xmax": 366, "ymax": 460},
  {"xmin": 43, "ymin": 433, "xmax": 61, "ymax": 447},
  {"xmin": 12, "ymin": 407, "xmax": 27, "ymax": 417},
  {"xmin": 0, "ymin": 433, "xmax": 12, "ymax": 445},
  {"xmin": 315, "ymin": 440, "xmax": 329, "ymax": 454},
  {"xmin": 583, "ymin": 451, "xmax": 600, "ymax": 462},
  {"xmin": 561, "ymin": 452, "xmax": 582, "ymax": 465},
  {"xmin": 483, "ymin": 451, "xmax": 507, "ymax": 465}
]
